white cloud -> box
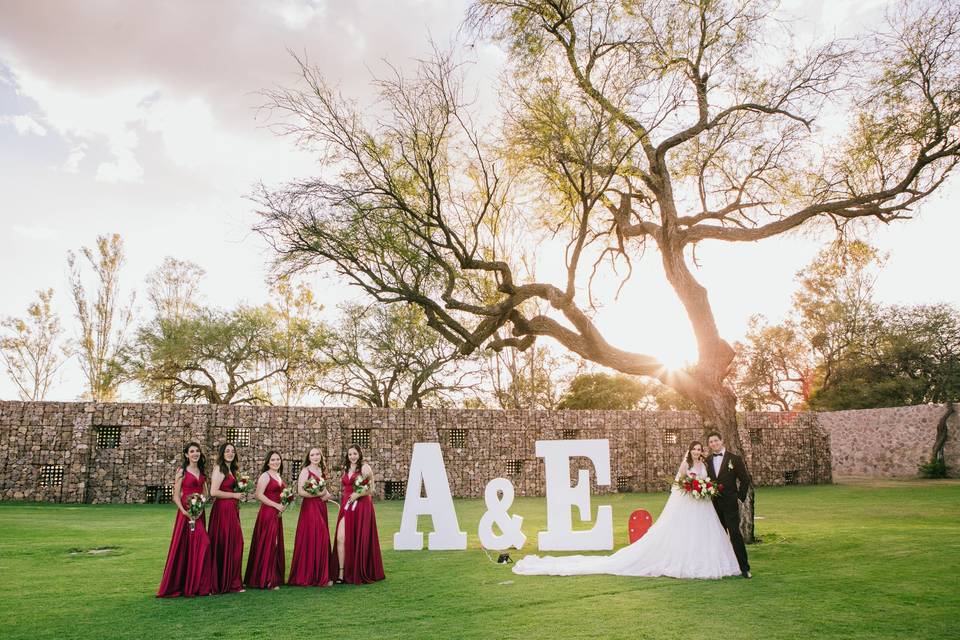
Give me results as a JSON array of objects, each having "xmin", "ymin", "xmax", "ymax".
[
  {"xmin": 270, "ymin": 0, "xmax": 326, "ymax": 30},
  {"xmin": 0, "ymin": 113, "xmax": 47, "ymax": 136},
  {"xmin": 5, "ymin": 65, "xmax": 153, "ymax": 183},
  {"xmin": 63, "ymin": 143, "xmax": 87, "ymax": 173}
]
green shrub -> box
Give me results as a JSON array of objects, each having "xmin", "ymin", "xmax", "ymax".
[{"xmin": 918, "ymin": 459, "xmax": 949, "ymax": 478}]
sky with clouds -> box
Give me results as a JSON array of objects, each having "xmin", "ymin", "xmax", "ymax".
[{"xmin": 0, "ymin": 0, "xmax": 957, "ymax": 402}]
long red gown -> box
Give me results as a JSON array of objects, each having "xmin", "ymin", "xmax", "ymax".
[
  {"xmin": 157, "ymin": 470, "xmax": 214, "ymax": 598},
  {"xmin": 208, "ymin": 473, "xmax": 244, "ymax": 593},
  {"xmin": 334, "ymin": 470, "xmax": 385, "ymax": 584},
  {"xmin": 244, "ymin": 474, "xmax": 286, "ymax": 589},
  {"xmin": 288, "ymin": 470, "xmax": 338, "ymax": 586}
]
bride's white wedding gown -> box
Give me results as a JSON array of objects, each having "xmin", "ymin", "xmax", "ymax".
[{"xmin": 513, "ymin": 461, "xmax": 741, "ymax": 579}]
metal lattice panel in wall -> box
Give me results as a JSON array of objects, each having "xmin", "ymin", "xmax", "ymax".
[
  {"xmin": 384, "ymin": 480, "xmax": 405, "ymax": 500},
  {"xmin": 561, "ymin": 429, "xmax": 579, "ymax": 440},
  {"xmin": 449, "ymin": 428, "xmax": 466, "ymax": 449},
  {"xmin": 96, "ymin": 426, "xmax": 121, "ymax": 449},
  {"xmin": 38, "ymin": 465, "xmax": 64, "ymax": 487},
  {"xmin": 506, "ymin": 459, "xmax": 523, "ymax": 475},
  {"xmin": 146, "ymin": 485, "xmax": 173, "ymax": 503},
  {"xmin": 225, "ymin": 427, "xmax": 250, "ymax": 447},
  {"xmin": 351, "ymin": 428, "xmax": 371, "ymax": 448},
  {"xmin": 662, "ymin": 429, "xmax": 680, "ymax": 445}
]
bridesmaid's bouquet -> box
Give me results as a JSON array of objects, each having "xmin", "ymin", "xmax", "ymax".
[
  {"xmin": 675, "ymin": 472, "xmax": 721, "ymax": 500},
  {"xmin": 353, "ymin": 474, "xmax": 369, "ymax": 496},
  {"xmin": 235, "ymin": 474, "xmax": 252, "ymax": 494},
  {"xmin": 279, "ymin": 486, "xmax": 296, "ymax": 507},
  {"xmin": 185, "ymin": 493, "xmax": 207, "ymax": 531},
  {"xmin": 349, "ymin": 474, "xmax": 369, "ymax": 510},
  {"xmin": 303, "ymin": 476, "xmax": 325, "ymax": 497}
]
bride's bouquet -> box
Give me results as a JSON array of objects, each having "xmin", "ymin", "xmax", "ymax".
[
  {"xmin": 675, "ymin": 472, "xmax": 721, "ymax": 499},
  {"xmin": 303, "ymin": 475, "xmax": 325, "ymax": 497},
  {"xmin": 185, "ymin": 493, "xmax": 206, "ymax": 531},
  {"xmin": 279, "ymin": 486, "xmax": 296, "ymax": 507}
]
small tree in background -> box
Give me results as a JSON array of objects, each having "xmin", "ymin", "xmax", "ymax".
[
  {"xmin": 267, "ymin": 276, "xmax": 327, "ymax": 406},
  {"xmin": 315, "ymin": 303, "xmax": 479, "ymax": 408},
  {"xmin": 0, "ymin": 288, "xmax": 72, "ymax": 401},
  {"xmin": 145, "ymin": 257, "xmax": 205, "ymax": 321},
  {"xmin": 124, "ymin": 306, "xmax": 294, "ymax": 405},
  {"xmin": 67, "ymin": 233, "xmax": 134, "ymax": 402}
]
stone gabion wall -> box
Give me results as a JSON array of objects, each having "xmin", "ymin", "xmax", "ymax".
[
  {"xmin": 818, "ymin": 403, "xmax": 960, "ymax": 477},
  {"xmin": 0, "ymin": 401, "xmax": 832, "ymax": 504}
]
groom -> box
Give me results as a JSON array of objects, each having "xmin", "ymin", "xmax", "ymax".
[{"xmin": 706, "ymin": 432, "xmax": 752, "ymax": 579}]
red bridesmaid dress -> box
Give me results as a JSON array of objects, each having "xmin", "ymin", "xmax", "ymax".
[
  {"xmin": 244, "ymin": 474, "xmax": 286, "ymax": 589},
  {"xmin": 334, "ymin": 470, "xmax": 385, "ymax": 584},
  {"xmin": 208, "ymin": 473, "xmax": 244, "ymax": 593},
  {"xmin": 288, "ymin": 470, "xmax": 338, "ymax": 586},
  {"xmin": 157, "ymin": 470, "xmax": 214, "ymax": 597}
]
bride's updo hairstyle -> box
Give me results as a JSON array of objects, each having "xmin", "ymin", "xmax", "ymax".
[{"xmin": 685, "ymin": 441, "xmax": 704, "ymax": 467}]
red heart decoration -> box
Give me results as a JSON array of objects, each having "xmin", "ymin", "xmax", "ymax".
[{"xmin": 628, "ymin": 509, "xmax": 653, "ymax": 543}]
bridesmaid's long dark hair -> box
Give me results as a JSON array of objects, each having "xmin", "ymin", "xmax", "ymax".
[
  {"xmin": 260, "ymin": 450, "xmax": 284, "ymax": 475},
  {"xmin": 181, "ymin": 442, "xmax": 207, "ymax": 476},
  {"xmin": 685, "ymin": 441, "xmax": 704, "ymax": 467},
  {"xmin": 343, "ymin": 444, "xmax": 364, "ymax": 476},
  {"xmin": 302, "ymin": 447, "xmax": 327, "ymax": 477},
  {"xmin": 217, "ymin": 442, "xmax": 239, "ymax": 478}
]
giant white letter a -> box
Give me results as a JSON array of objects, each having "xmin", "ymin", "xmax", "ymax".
[{"xmin": 393, "ymin": 442, "xmax": 468, "ymax": 550}]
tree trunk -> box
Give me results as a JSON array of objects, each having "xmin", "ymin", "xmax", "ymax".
[{"xmin": 931, "ymin": 403, "xmax": 955, "ymax": 465}]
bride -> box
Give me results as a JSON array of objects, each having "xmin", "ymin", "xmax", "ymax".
[{"xmin": 513, "ymin": 441, "xmax": 741, "ymax": 579}]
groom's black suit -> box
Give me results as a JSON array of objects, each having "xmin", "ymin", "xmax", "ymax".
[{"xmin": 706, "ymin": 450, "xmax": 751, "ymax": 575}]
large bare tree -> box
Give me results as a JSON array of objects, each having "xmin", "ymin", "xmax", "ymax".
[{"xmin": 254, "ymin": 1, "xmax": 960, "ymax": 537}]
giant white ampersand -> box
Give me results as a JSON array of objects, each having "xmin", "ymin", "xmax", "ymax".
[{"xmin": 477, "ymin": 477, "xmax": 526, "ymax": 550}]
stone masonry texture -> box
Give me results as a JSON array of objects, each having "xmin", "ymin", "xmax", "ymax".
[{"xmin": 0, "ymin": 401, "xmax": 852, "ymax": 504}]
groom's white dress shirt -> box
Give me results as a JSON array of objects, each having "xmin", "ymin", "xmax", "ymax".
[{"xmin": 713, "ymin": 449, "xmax": 725, "ymax": 476}]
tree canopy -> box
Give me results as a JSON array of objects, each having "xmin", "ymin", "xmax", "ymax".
[{"xmin": 255, "ymin": 0, "xmax": 960, "ymax": 444}]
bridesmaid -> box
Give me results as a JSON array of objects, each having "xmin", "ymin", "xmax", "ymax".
[
  {"xmin": 288, "ymin": 447, "xmax": 338, "ymax": 587},
  {"xmin": 208, "ymin": 442, "xmax": 245, "ymax": 594},
  {"xmin": 157, "ymin": 442, "xmax": 214, "ymax": 598},
  {"xmin": 244, "ymin": 451, "xmax": 287, "ymax": 590},
  {"xmin": 334, "ymin": 444, "xmax": 385, "ymax": 584}
]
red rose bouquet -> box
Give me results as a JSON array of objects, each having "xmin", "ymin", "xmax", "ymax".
[
  {"xmin": 303, "ymin": 475, "xmax": 325, "ymax": 497},
  {"xmin": 185, "ymin": 493, "xmax": 206, "ymax": 531},
  {"xmin": 674, "ymin": 471, "xmax": 721, "ymax": 499}
]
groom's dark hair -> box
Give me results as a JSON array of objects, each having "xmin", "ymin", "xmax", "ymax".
[{"xmin": 706, "ymin": 431, "xmax": 723, "ymax": 442}]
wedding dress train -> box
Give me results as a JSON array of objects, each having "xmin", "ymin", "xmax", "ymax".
[{"xmin": 513, "ymin": 461, "xmax": 741, "ymax": 579}]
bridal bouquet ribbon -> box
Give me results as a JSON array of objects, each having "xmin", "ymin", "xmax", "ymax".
[
  {"xmin": 185, "ymin": 493, "xmax": 206, "ymax": 531},
  {"xmin": 303, "ymin": 475, "xmax": 325, "ymax": 496},
  {"xmin": 675, "ymin": 472, "xmax": 721, "ymax": 499},
  {"xmin": 279, "ymin": 486, "xmax": 296, "ymax": 507}
]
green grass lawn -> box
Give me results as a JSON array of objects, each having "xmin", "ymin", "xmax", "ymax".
[{"xmin": 1, "ymin": 479, "xmax": 958, "ymax": 640}]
